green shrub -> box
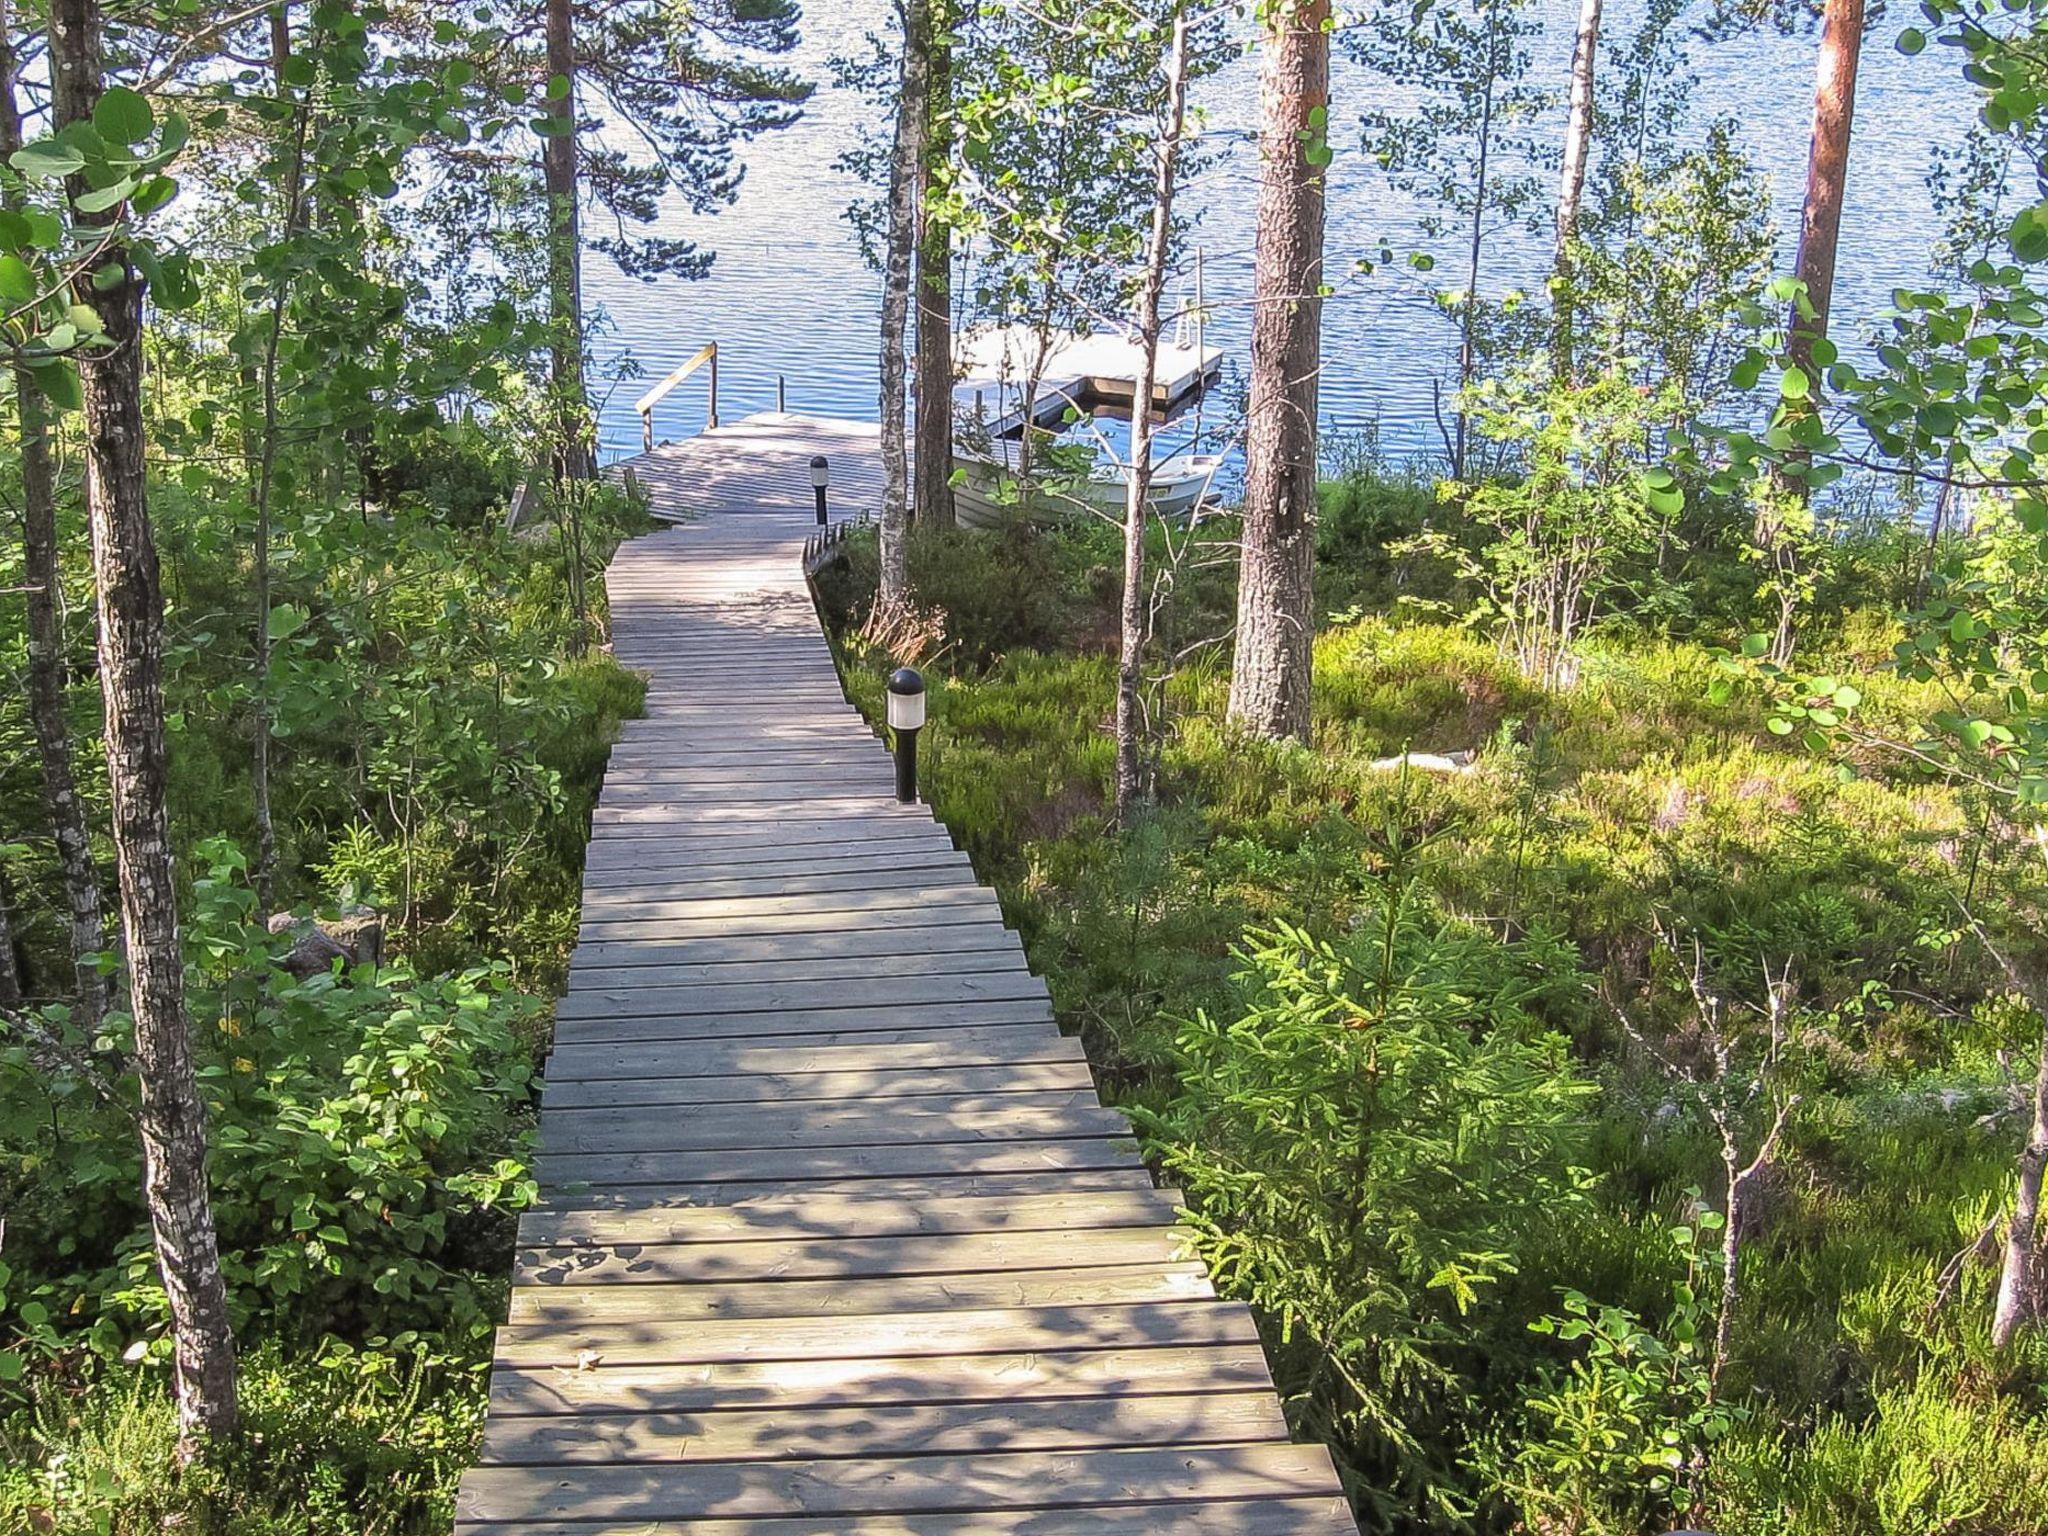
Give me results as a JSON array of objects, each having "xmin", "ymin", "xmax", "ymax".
[
  {"xmin": 0, "ymin": 844, "xmax": 537, "ymax": 1370},
  {"xmin": 1710, "ymin": 1372, "xmax": 2048, "ymax": 1536},
  {"xmin": 0, "ymin": 1344, "xmax": 482, "ymax": 1536},
  {"xmin": 1139, "ymin": 839, "xmax": 1596, "ymax": 1523}
]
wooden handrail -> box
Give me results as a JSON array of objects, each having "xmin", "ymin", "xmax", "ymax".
[{"xmin": 635, "ymin": 341, "xmax": 718, "ymax": 450}]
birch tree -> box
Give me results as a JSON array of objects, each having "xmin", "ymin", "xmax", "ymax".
[
  {"xmin": 876, "ymin": 0, "xmax": 931, "ymax": 619},
  {"xmin": 540, "ymin": 0, "xmax": 589, "ymax": 477},
  {"xmin": 1228, "ymin": 0, "xmax": 1328, "ymax": 744},
  {"xmin": 47, "ymin": 0, "xmax": 240, "ymax": 1455},
  {"xmin": 913, "ymin": 0, "xmax": 955, "ymax": 530},
  {"xmin": 1114, "ymin": 7, "xmax": 1192, "ymax": 818},
  {"xmin": 1551, "ymin": 0, "xmax": 1601, "ymax": 377},
  {"xmin": 0, "ymin": 4, "xmax": 105, "ymax": 1020}
]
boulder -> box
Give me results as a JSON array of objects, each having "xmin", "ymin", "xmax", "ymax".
[{"xmin": 266, "ymin": 907, "xmax": 384, "ymax": 980}]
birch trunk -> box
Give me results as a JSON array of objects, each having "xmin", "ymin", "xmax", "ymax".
[
  {"xmin": 544, "ymin": 0, "xmax": 591, "ymax": 479},
  {"xmin": 878, "ymin": 0, "xmax": 929, "ymax": 616},
  {"xmin": 1228, "ymin": 0, "xmax": 1328, "ymax": 744},
  {"xmin": 1113, "ymin": 13, "xmax": 1191, "ymax": 821},
  {"xmin": 1551, "ymin": 0, "xmax": 1600, "ymax": 379},
  {"xmin": 912, "ymin": 3, "xmax": 955, "ymax": 531},
  {"xmin": 50, "ymin": 0, "xmax": 240, "ymax": 1456},
  {"xmin": 1, "ymin": 10, "xmax": 106, "ymax": 1020},
  {"xmin": 1993, "ymin": 1022, "xmax": 2048, "ymax": 1348}
]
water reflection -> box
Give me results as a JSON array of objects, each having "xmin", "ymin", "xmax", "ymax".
[{"xmin": 587, "ymin": 0, "xmax": 1975, "ymax": 475}]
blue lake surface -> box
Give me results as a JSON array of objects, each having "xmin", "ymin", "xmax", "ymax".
[{"xmin": 585, "ymin": 0, "xmax": 1978, "ymax": 472}]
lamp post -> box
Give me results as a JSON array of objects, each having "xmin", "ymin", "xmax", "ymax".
[
  {"xmin": 887, "ymin": 667, "xmax": 926, "ymax": 804},
  {"xmin": 810, "ymin": 454, "xmax": 829, "ymax": 526}
]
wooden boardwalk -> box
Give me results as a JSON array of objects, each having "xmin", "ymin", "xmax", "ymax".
[{"xmin": 457, "ymin": 416, "xmax": 1354, "ymax": 1533}]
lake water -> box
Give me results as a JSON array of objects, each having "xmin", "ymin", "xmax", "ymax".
[{"xmin": 585, "ymin": 0, "xmax": 1978, "ymax": 470}]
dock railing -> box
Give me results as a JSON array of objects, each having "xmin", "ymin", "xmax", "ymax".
[{"xmin": 633, "ymin": 341, "xmax": 718, "ymax": 450}]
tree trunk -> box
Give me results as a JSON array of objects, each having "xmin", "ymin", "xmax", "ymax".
[
  {"xmin": 1113, "ymin": 12, "xmax": 1191, "ymax": 822},
  {"xmin": 0, "ymin": 11, "xmax": 106, "ymax": 1021},
  {"xmin": 877, "ymin": 0, "xmax": 929, "ymax": 617},
  {"xmin": 1763, "ymin": 0, "xmax": 1862, "ymax": 664},
  {"xmin": 544, "ymin": 0, "xmax": 591, "ymax": 479},
  {"xmin": 1788, "ymin": 0, "xmax": 1861, "ymax": 386},
  {"xmin": 1993, "ymin": 1020, "xmax": 2048, "ymax": 1348},
  {"xmin": 912, "ymin": 0, "xmax": 954, "ymax": 531},
  {"xmin": 50, "ymin": 0, "xmax": 240, "ymax": 1457},
  {"xmin": 1228, "ymin": 0, "xmax": 1328, "ymax": 744},
  {"xmin": 1452, "ymin": 39, "xmax": 1497, "ymax": 481},
  {"xmin": 249, "ymin": 7, "xmax": 305, "ymax": 909},
  {"xmin": 1551, "ymin": 0, "xmax": 1601, "ymax": 380},
  {"xmin": 1712, "ymin": 1154, "xmax": 1745, "ymax": 1399},
  {"xmin": 0, "ymin": 865, "xmax": 21, "ymax": 1009}
]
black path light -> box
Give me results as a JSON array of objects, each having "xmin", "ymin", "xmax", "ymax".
[
  {"xmin": 810, "ymin": 454, "xmax": 830, "ymax": 526},
  {"xmin": 887, "ymin": 667, "xmax": 926, "ymax": 804}
]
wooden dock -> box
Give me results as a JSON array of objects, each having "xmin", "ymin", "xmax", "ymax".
[{"xmin": 456, "ymin": 419, "xmax": 1353, "ymax": 1532}]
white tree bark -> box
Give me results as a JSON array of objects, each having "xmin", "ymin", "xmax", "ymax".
[
  {"xmin": 1551, "ymin": 0, "xmax": 1600, "ymax": 377},
  {"xmin": 1114, "ymin": 11, "xmax": 1191, "ymax": 820},
  {"xmin": 878, "ymin": 0, "xmax": 929, "ymax": 618},
  {"xmin": 51, "ymin": 0, "xmax": 240, "ymax": 1457}
]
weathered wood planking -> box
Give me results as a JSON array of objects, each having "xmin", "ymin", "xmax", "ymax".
[{"xmin": 457, "ymin": 421, "xmax": 1353, "ymax": 1533}]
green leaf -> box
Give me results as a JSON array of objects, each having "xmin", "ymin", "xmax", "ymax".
[
  {"xmin": 10, "ymin": 139, "xmax": 85, "ymax": 180},
  {"xmin": 2011, "ymin": 204, "xmax": 2048, "ymax": 263},
  {"xmin": 74, "ymin": 177, "xmax": 136, "ymax": 215},
  {"xmin": 1898, "ymin": 25, "xmax": 1926, "ymax": 53},
  {"xmin": 266, "ymin": 604, "xmax": 308, "ymax": 641},
  {"xmin": 1779, "ymin": 367, "xmax": 1811, "ymax": 401},
  {"xmin": 0, "ymin": 253, "xmax": 36, "ymax": 305},
  {"xmin": 93, "ymin": 86, "xmax": 156, "ymax": 146},
  {"xmin": 31, "ymin": 358, "xmax": 82, "ymax": 411},
  {"xmin": 1740, "ymin": 633, "xmax": 1770, "ymax": 659}
]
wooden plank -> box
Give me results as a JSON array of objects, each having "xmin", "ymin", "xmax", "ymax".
[
  {"xmin": 516, "ymin": 1223, "xmax": 1178, "ymax": 1286},
  {"xmin": 455, "ymin": 1444, "xmax": 1344, "ymax": 1524},
  {"xmin": 577, "ymin": 904, "xmax": 1006, "ymax": 944},
  {"xmin": 507, "ymin": 1264, "xmax": 1212, "ymax": 1324},
  {"xmin": 534, "ymin": 1136, "xmax": 1140, "ymax": 1192},
  {"xmin": 553, "ymin": 998, "xmax": 1053, "ymax": 1046},
  {"xmin": 543, "ymin": 1028, "xmax": 1086, "ymax": 1082},
  {"xmin": 539, "ymin": 1061, "xmax": 1089, "ymax": 1111},
  {"xmin": 563, "ymin": 925, "xmax": 1017, "ymax": 970},
  {"xmin": 563, "ymin": 970, "xmax": 1045, "ymax": 1012},
  {"xmin": 488, "ymin": 1341, "xmax": 1277, "ymax": 1417},
  {"xmin": 578, "ymin": 884, "xmax": 992, "ymax": 922},
  {"xmin": 577, "ymin": 913, "xmax": 1007, "ymax": 950},
  {"xmin": 565, "ymin": 950, "xmax": 1030, "ymax": 993},
  {"xmin": 519, "ymin": 1187, "xmax": 1181, "ymax": 1248},
  {"xmin": 537, "ymin": 1096, "xmax": 1121, "ymax": 1156},
  {"xmin": 456, "ymin": 1496, "xmax": 1355, "ymax": 1536},
  {"xmin": 476, "ymin": 1389, "xmax": 1284, "ymax": 1465},
  {"xmin": 579, "ymin": 849, "xmax": 975, "ymax": 891},
  {"xmin": 582, "ymin": 829, "xmax": 961, "ymax": 872},
  {"xmin": 578, "ymin": 863, "xmax": 978, "ymax": 900},
  {"xmin": 537, "ymin": 1168, "xmax": 1158, "ymax": 1211},
  {"xmin": 537, "ymin": 1099, "xmax": 1122, "ymax": 1156}
]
